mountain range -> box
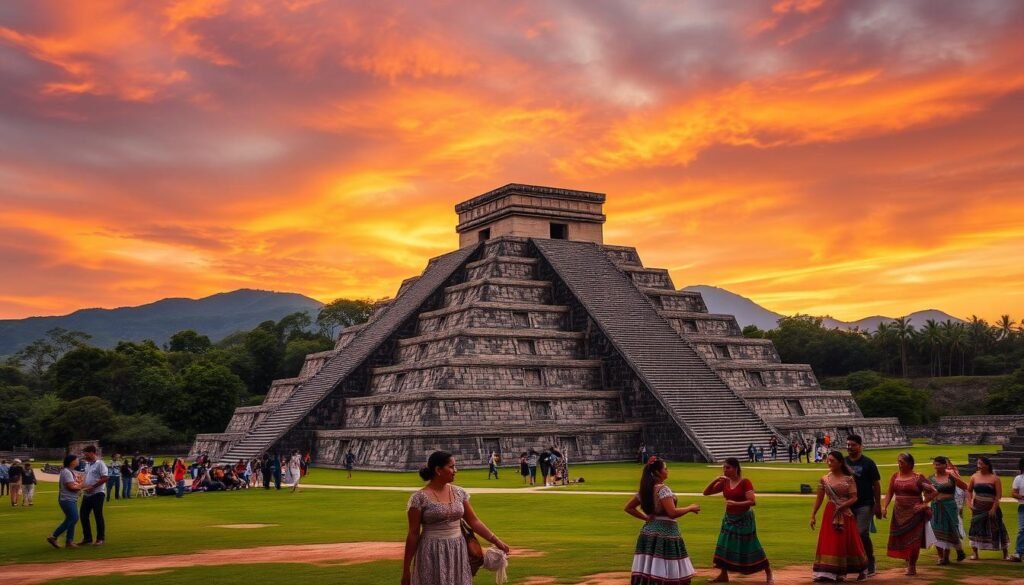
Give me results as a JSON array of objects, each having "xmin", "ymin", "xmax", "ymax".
[
  {"xmin": 0, "ymin": 289, "xmax": 324, "ymax": 357},
  {"xmin": 683, "ymin": 285, "xmax": 963, "ymax": 331},
  {"xmin": 0, "ymin": 286, "xmax": 963, "ymax": 358}
]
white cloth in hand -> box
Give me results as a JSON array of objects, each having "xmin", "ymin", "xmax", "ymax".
[{"xmin": 482, "ymin": 545, "xmax": 508, "ymax": 584}]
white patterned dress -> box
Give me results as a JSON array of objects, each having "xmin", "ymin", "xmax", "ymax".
[{"xmin": 407, "ymin": 485, "xmax": 473, "ymax": 585}]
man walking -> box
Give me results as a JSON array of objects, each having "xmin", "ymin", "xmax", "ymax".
[
  {"xmin": 79, "ymin": 445, "xmax": 108, "ymax": 546},
  {"xmin": 106, "ymin": 454, "xmax": 120, "ymax": 501},
  {"xmin": 845, "ymin": 434, "xmax": 881, "ymax": 577},
  {"xmin": 769, "ymin": 436, "xmax": 778, "ymax": 461},
  {"xmin": 487, "ymin": 451, "xmax": 499, "ymax": 480}
]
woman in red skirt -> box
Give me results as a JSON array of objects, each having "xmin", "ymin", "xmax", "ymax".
[
  {"xmin": 882, "ymin": 453, "xmax": 937, "ymax": 576},
  {"xmin": 810, "ymin": 451, "xmax": 868, "ymax": 582}
]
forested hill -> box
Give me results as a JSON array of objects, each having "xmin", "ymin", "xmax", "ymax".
[{"xmin": 0, "ymin": 289, "xmax": 324, "ymax": 356}]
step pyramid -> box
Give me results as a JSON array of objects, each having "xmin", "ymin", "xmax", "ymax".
[{"xmin": 193, "ymin": 184, "xmax": 908, "ymax": 469}]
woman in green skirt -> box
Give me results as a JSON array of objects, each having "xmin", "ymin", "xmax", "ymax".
[
  {"xmin": 930, "ymin": 456, "xmax": 968, "ymax": 564},
  {"xmin": 703, "ymin": 457, "xmax": 774, "ymax": 584},
  {"xmin": 625, "ymin": 459, "xmax": 700, "ymax": 585}
]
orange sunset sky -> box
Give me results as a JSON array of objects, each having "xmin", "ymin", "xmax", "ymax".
[{"xmin": 1, "ymin": 0, "xmax": 1023, "ymax": 322}]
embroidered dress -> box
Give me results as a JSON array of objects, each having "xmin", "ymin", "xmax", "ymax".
[
  {"xmin": 969, "ymin": 482, "xmax": 1009, "ymax": 550},
  {"xmin": 407, "ymin": 486, "xmax": 472, "ymax": 585},
  {"xmin": 632, "ymin": 484, "xmax": 696, "ymax": 585},
  {"xmin": 712, "ymin": 478, "xmax": 770, "ymax": 574},
  {"xmin": 812, "ymin": 475, "xmax": 868, "ymax": 580},
  {"xmin": 887, "ymin": 473, "xmax": 930, "ymax": 559},
  {"xmin": 929, "ymin": 474, "xmax": 961, "ymax": 550}
]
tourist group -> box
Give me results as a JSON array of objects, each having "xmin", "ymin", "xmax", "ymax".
[
  {"xmin": 41, "ymin": 447, "xmax": 313, "ymax": 549},
  {"xmin": 403, "ymin": 435, "xmax": 1024, "ymax": 585}
]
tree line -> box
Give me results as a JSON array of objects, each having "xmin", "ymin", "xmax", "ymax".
[
  {"xmin": 744, "ymin": 314, "xmax": 1024, "ymax": 424},
  {"xmin": 0, "ymin": 299, "xmax": 373, "ymax": 451}
]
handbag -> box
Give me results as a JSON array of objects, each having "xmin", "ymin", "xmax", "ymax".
[{"xmin": 461, "ymin": 519, "xmax": 484, "ymax": 575}]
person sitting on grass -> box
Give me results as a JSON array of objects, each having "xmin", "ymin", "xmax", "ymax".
[{"xmin": 154, "ymin": 469, "xmax": 176, "ymax": 496}]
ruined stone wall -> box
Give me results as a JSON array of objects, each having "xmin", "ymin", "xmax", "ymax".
[
  {"xmin": 692, "ymin": 341, "xmax": 779, "ymax": 362},
  {"xmin": 932, "ymin": 415, "xmax": 1024, "ymax": 445}
]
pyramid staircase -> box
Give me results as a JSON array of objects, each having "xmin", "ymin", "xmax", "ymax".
[
  {"xmin": 213, "ymin": 244, "xmax": 480, "ymax": 463},
  {"xmin": 534, "ymin": 238, "xmax": 776, "ymax": 460}
]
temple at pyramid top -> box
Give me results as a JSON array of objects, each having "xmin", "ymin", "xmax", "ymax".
[{"xmin": 455, "ymin": 183, "xmax": 607, "ymax": 246}]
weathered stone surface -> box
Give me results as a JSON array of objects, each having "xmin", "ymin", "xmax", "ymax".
[{"xmin": 199, "ymin": 184, "xmax": 907, "ymax": 468}]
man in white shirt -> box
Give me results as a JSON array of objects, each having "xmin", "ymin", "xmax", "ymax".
[{"xmin": 79, "ymin": 445, "xmax": 109, "ymax": 545}]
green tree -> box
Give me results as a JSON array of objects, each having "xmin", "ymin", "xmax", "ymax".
[
  {"xmin": 279, "ymin": 337, "xmax": 334, "ymax": 379},
  {"xmin": 23, "ymin": 394, "xmax": 65, "ymax": 446},
  {"xmin": 0, "ymin": 385, "xmax": 36, "ymax": 447},
  {"xmin": 106, "ymin": 413, "xmax": 178, "ymax": 451},
  {"xmin": 986, "ymin": 367, "xmax": 1024, "ymax": 415},
  {"xmin": 50, "ymin": 396, "xmax": 118, "ymax": 443},
  {"xmin": 168, "ymin": 330, "xmax": 212, "ymax": 354},
  {"xmin": 316, "ymin": 298, "xmax": 373, "ymax": 338},
  {"xmin": 49, "ymin": 346, "xmax": 114, "ymax": 401},
  {"xmin": 996, "ymin": 315, "xmax": 1016, "ymax": 341},
  {"xmin": 844, "ymin": 370, "xmax": 883, "ymax": 393},
  {"xmin": 173, "ymin": 361, "xmax": 245, "ymax": 435},
  {"xmin": 921, "ymin": 319, "xmax": 943, "ymax": 377},
  {"xmin": 891, "ymin": 317, "xmax": 915, "ymax": 378},
  {"xmin": 856, "ymin": 380, "xmax": 929, "ymax": 425},
  {"xmin": 244, "ymin": 326, "xmax": 284, "ymax": 394}
]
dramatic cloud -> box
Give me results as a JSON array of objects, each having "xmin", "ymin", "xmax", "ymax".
[{"xmin": 1, "ymin": 0, "xmax": 1022, "ymax": 321}]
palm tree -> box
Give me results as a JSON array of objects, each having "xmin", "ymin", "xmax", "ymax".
[
  {"xmin": 921, "ymin": 319, "xmax": 943, "ymax": 377},
  {"xmin": 892, "ymin": 316, "xmax": 916, "ymax": 378},
  {"xmin": 942, "ymin": 320, "xmax": 966, "ymax": 376},
  {"xmin": 872, "ymin": 322, "xmax": 894, "ymax": 375},
  {"xmin": 966, "ymin": 315, "xmax": 992, "ymax": 374},
  {"xmin": 996, "ymin": 314, "xmax": 1016, "ymax": 341}
]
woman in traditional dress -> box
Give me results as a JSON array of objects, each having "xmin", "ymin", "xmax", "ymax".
[
  {"xmin": 625, "ymin": 459, "xmax": 700, "ymax": 585},
  {"xmin": 929, "ymin": 456, "xmax": 968, "ymax": 564},
  {"xmin": 966, "ymin": 455, "xmax": 1010, "ymax": 560},
  {"xmin": 809, "ymin": 451, "xmax": 868, "ymax": 582},
  {"xmin": 402, "ymin": 451, "xmax": 509, "ymax": 585},
  {"xmin": 881, "ymin": 452, "xmax": 936, "ymax": 575},
  {"xmin": 703, "ymin": 457, "xmax": 773, "ymax": 584}
]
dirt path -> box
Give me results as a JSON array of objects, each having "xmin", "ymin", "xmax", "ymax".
[{"xmin": 5, "ymin": 542, "xmax": 402, "ymax": 584}]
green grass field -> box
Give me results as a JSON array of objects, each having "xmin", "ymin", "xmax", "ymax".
[{"xmin": 3, "ymin": 440, "xmax": 1022, "ymax": 584}]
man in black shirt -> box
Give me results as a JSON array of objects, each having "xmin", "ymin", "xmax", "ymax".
[{"xmin": 845, "ymin": 434, "xmax": 882, "ymax": 576}]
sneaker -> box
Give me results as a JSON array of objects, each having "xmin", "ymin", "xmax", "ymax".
[
  {"xmin": 864, "ymin": 567, "xmax": 876, "ymax": 578},
  {"xmin": 1009, "ymin": 555, "xmax": 1021, "ymax": 562},
  {"xmin": 956, "ymin": 550, "xmax": 966, "ymax": 562},
  {"xmin": 93, "ymin": 540, "xmax": 104, "ymax": 546},
  {"xmin": 46, "ymin": 536, "xmax": 59, "ymax": 549},
  {"xmin": 76, "ymin": 541, "xmax": 92, "ymax": 546},
  {"xmin": 65, "ymin": 542, "xmax": 79, "ymax": 549}
]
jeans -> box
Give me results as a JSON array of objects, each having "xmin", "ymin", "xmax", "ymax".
[
  {"xmin": 22, "ymin": 484, "xmax": 34, "ymax": 505},
  {"xmin": 122, "ymin": 475, "xmax": 132, "ymax": 499},
  {"xmin": 106, "ymin": 477, "xmax": 120, "ymax": 501},
  {"xmin": 1016, "ymin": 505, "xmax": 1024, "ymax": 556},
  {"xmin": 53, "ymin": 499, "xmax": 79, "ymax": 544},
  {"xmin": 852, "ymin": 504, "xmax": 876, "ymax": 569},
  {"xmin": 488, "ymin": 463, "xmax": 498, "ymax": 479},
  {"xmin": 175, "ymin": 479, "xmax": 185, "ymax": 498},
  {"xmin": 80, "ymin": 493, "xmax": 105, "ymax": 543}
]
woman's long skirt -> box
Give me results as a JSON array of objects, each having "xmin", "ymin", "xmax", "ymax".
[
  {"xmin": 632, "ymin": 517, "xmax": 696, "ymax": 585},
  {"xmin": 712, "ymin": 509, "xmax": 770, "ymax": 574},
  {"xmin": 930, "ymin": 499, "xmax": 961, "ymax": 550},
  {"xmin": 887, "ymin": 497, "xmax": 929, "ymax": 559},
  {"xmin": 969, "ymin": 497, "xmax": 1010, "ymax": 550},
  {"xmin": 412, "ymin": 527, "xmax": 472, "ymax": 585},
  {"xmin": 813, "ymin": 503, "xmax": 868, "ymax": 580}
]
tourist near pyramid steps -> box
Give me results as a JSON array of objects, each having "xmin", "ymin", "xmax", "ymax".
[{"xmin": 191, "ymin": 184, "xmax": 908, "ymax": 469}]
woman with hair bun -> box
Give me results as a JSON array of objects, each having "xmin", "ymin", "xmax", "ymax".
[
  {"xmin": 402, "ymin": 451, "xmax": 509, "ymax": 585},
  {"xmin": 882, "ymin": 452, "xmax": 936, "ymax": 576},
  {"xmin": 624, "ymin": 458, "xmax": 700, "ymax": 584},
  {"xmin": 703, "ymin": 457, "xmax": 773, "ymax": 584}
]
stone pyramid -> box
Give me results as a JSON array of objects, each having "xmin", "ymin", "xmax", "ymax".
[{"xmin": 193, "ymin": 184, "xmax": 907, "ymax": 469}]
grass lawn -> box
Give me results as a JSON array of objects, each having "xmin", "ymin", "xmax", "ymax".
[{"xmin": 3, "ymin": 440, "xmax": 1021, "ymax": 585}]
